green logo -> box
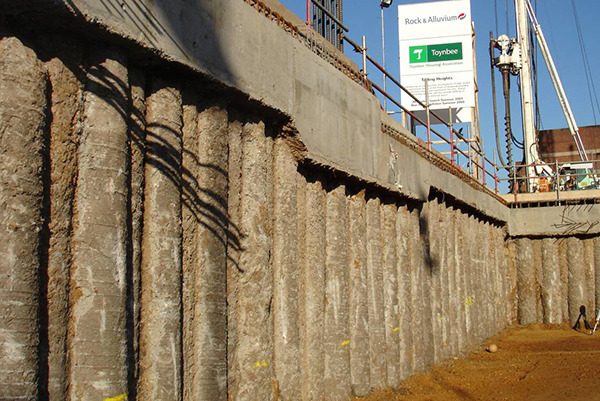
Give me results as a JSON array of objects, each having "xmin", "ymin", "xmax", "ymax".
[
  {"xmin": 409, "ymin": 42, "xmax": 463, "ymax": 64},
  {"xmin": 409, "ymin": 45, "xmax": 428, "ymax": 63}
]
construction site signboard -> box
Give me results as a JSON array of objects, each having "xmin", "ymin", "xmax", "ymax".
[{"xmin": 398, "ymin": 0, "xmax": 475, "ymax": 121}]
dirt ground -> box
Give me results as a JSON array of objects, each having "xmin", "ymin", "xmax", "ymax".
[{"xmin": 357, "ymin": 324, "xmax": 600, "ymax": 401}]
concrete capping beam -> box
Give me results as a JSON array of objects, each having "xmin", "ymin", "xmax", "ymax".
[{"xmin": 509, "ymin": 203, "xmax": 600, "ymax": 237}]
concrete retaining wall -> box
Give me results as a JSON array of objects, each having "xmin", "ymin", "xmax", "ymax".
[
  {"xmin": 509, "ymin": 236, "xmax": 600, "ymax": 328},
  {"xmin": 2, "ymin": 1, "xmax": 600, "ymax": 400},
  {"xmin": 0, "ymin": 34, "xmax": 517, "ymax": 401}
]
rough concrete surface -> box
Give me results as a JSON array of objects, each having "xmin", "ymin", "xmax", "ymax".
[
  {"xmin": 457, "ymin": 212, "xmax": 471, "ymax": 350},
  {"xmin": 181, "ymin": 94, "xmax": 200, "ymax": 401},
  {"xmin": 437, "ymin": 201, "xmax": 451, "ymax": 360},
  {"xmin": 470, "ymin": 216, "xmax": 483, "ymax": 343},
  {"xmin": 366, "ymin": 197, "xmax": 387, "ymax": 390},
  {"xmin": 516, "ymin": 238, "xmax": 537, "ymax": 325},
  {"xmin": 299, "ymin": 179, "xmax": 326, "ymax": 401},
  {"xmin": 559, "ymin": 240, "xmax": 570, "ymax": 327},
  {"xmin": 191, "ymin": 105, "xmax": 229, "ymax": 401},
  {"xmin": 510, "ymin": 203, "xmax": 600, "ymax": 237},
  {"xmin": 229, "ymin": 120, "xmax": 275, "ymax": 401},
  {"xmin": 381, "ymin": 203, "xmax": 400, "ymax": 387},
  {"xmin": 273, "ymin": 139, "xmax": 300, "ymax": 400},
  {"xmin": 323, "ymin": 185, "xmax": 351, "ymax": 400},
  {"xmin": 533, "ymin": 240, "xmax": 544, "ymax": 323},
  {"xmin": 487, "ymin": 223, "xmax": 499, "ymax": 337},
  {"xmin": 453, "ymin": 208, "xmax": 467, "ymax": 355},
  {"xmin": 296, "ymin": 174, "xmax": 308, "ymax": 400},
  {"xmin": 0, "ymin": 36, "xmax": 47, "ymax": 401},
  {"xmin": 412, "ymin": 205, "xmax": 435, "ymax": 372},
  {"xmin": 69, "ymin": 46, "xmax": 129, "ymax": 401},
  {"xmin": 507, "ymin": 240, "xmax": 519, "ymax": 325},
  {"xmin": 462, "ymin": 215, "xmax": 475, "ymax": 345},
  {"xmin": 476, "ymin": 217, "xmax": 489, "ymax": 342},
  {"xmin": 226, "ymin": 116, "xmax": 243, "ymax": 401},
  {"xmin": 128, "ymin": 67, "xmax": 146, "ymax": 400},
  {"xmin": 567, "ymin": 237, "xmax": 587, "ymax": 326},
  {"xmin": 347, "ymin": 191, "xmax": 370, "ymax": 397},
  {"xmin": 583, "ymin": 239, "xmax": 596, "ymax": 319},
  {"xmin": 483, "ymin": 222, "xmax": 495, "ymax": 339},
  {"xmin": 542, "ymin": 238, "xmax": 561, "ymax": 324},
  {"xmin": 426, "ymin": 199, "xmax": 443, "ymax": 364},
  {"xmin": 396, "ymin": 205, "xmax": 414, "ymax": 380},
  {"xmin": 138, "ymin": 79, "xmax": 183, "ymax": 401},
  {"xmin": 43, "ymin": 36, "xmax": 82, "ymax": 401},
  {"xmin": 496, "ymin": 228, "xmax": 512, "ymax": 328}
]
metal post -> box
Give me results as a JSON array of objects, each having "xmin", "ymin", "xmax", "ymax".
[
  {"xmin": 494, "ymin": 153, "xmax": 498, "ymax": 193},
  {"xmin": 468, "ymin": 125, "xmax": 473, "ymax": 176},
  {"xmin": 325, "ymin": 0, "xmax": 331, "ymax": 43},
  {"xmin": 337, "ymin": 0, "xmax": 343, "ymax": 50},
  {"xmin": 513, "ymin": 160, "xmax": 517, "ymax": 202},
  {"xmin": 449, "ymin": 107, "xmax": 455, "ymax": 165},
  {"xmin": 330, "ymin": 0, "xmax": 335, "ymax": 43},
  {"xmin": 312, "ymin": 0, "xmax": 318, "ymax": 34},
  {"xmin": 482, "ymin": 156, "xmax": 486, "ymax": 185},
  {"xmin": 555, "ymin": 159, "xmax": 561, "ymax": 204},
  {"xmin": 425, "ymin": 80, "xmax": 431, "ymax": 151},
  {"xmin": 319, "ymin": 0, "xmax": 324, "ymax": 37},
  {"xmin": 306, "ymin": 0, "xmax": 310, "ymax": 25},
  {"xmin": 362, "ymin": 35, "xmax": 367, "ymax": 79},
  {"xmin": 381, "ymin": 6, "xmax": 387, "ymax": 112}
]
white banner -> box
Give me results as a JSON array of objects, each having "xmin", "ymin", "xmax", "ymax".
[{"xmin": 398, "ymin": 0, "xmax": 475, "ymax": 118}]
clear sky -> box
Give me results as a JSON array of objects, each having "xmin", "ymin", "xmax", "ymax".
[{"xmin": 278, "ymin": 0, "xmax": 600, "ymax": 192}]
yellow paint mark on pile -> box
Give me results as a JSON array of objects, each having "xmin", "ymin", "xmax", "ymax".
[
  {"xmin": 463, "ymin": 295, "xmax": 474, "ymax": 306},
  {"xmin": 394, "ymin": 327, "xmax": 400, "ymax": 333},
  {"xmin": 341, "ymin": 339, "xmax": 350, "ymax": 347},
  {"xmin": 255, "ymin": 360, "xmax": 269, "ymax": 368},
  {"xmin": 104, "ymin": 394, "xmax": 127, "ymax": 401}
]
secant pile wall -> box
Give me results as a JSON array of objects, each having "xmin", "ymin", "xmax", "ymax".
[
  {"xmin": 510, "ymin": 236, "xmax": 600, "ymax": 327},
  {"xmin": 0, "ymin": 31, "xmax": 516, "ymax": 400}
]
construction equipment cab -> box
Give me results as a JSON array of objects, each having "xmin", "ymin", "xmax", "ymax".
[{"xmin": 558, "ymin": 162, "xmax": 598, "ymax": 191}]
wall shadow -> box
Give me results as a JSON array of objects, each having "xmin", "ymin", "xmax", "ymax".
[{"xmin": 4, "ymin": 1, "xmax": 244, "ymax": 399}]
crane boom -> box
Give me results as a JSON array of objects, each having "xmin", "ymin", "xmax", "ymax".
[{"xmin": 524, "ymin": 0, "xmax": 588, "ymax": 161}]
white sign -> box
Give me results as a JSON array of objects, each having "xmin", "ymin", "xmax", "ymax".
[{"xmin": 398, "ymin": 0, "xmax": 475, "ymax": 119}]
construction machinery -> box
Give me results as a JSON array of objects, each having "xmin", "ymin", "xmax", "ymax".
[{"xmin": 490, "ymin": 0, "xmax": 588, "ymax": 192}]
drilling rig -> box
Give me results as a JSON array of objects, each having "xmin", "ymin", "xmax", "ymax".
[{"xmin": 491, "ymin": 0, "xmax": 588, "ymax": 192}]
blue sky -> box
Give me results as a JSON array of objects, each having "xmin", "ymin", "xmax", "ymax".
[{"xmin": 278, "ymin": 0, "xmax": 600, "ymax": 191}]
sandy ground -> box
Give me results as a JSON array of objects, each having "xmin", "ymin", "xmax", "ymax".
[{"xmin": 357, "ymin": 324, "xmax": 600, "ymax": 401}]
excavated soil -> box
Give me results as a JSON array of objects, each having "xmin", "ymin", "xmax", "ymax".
[{"xmin": 357, "ymin": 325, "xmax": 600, "ymax": 401}]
